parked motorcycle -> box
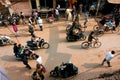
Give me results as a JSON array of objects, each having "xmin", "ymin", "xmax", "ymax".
[
  {"xmin": 50, "ymin": 62, "xmax": 78, "ymax": 78},
  {"xmin": 27, "ymin": 37, "xmax": 50, "ymax": 50},
  {"xmin": 0, "ymin": 35, "xmax": 15, "ymax": 46}
]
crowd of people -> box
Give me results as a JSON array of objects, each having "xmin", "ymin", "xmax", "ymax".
[{"xmin": 0, "ymin": 2, "xmax": 119, "ymax": 80}]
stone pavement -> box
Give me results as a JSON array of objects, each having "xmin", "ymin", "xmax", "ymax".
[{"xmin": 0, "ymin": 17, "xmax": 120, "ymax": 80}]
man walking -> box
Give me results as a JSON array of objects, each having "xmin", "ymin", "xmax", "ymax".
[
  {"xmin": 101, "ymin": 50, "xmax": 115, "ymax": 67},
  {"xmin": 22, "ymin": 55, "xmax": 31, "ymax": 69}
]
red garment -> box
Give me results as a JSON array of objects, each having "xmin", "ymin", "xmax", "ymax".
[{"xmin": 13, "ymin": 25, "xmax": 18, "ymax": 32}]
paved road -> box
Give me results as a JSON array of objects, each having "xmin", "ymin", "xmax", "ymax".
[{"xmin": 0, "ymin": 18, "xmax": 120, "ymax": 80}]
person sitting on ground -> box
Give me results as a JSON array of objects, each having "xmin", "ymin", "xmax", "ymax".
[{"xmin": 31, "ymin": 35, "xmax": 40, "ymax": 48}]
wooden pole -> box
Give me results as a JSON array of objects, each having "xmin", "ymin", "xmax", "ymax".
[{"xmin": 95, "ymin": 0, "xmax": 101, "ymax": 17}]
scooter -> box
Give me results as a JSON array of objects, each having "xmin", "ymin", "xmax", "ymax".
[
  {"xmin": 0, "ymin": 35, "xmax": 15, "ymax": 46},
  {"xmin": 50, "ymin": 62, "xmax": 78, "ymax": 78},
  {"xmin": 27, "ymin": 37, "xmax": 50, "ymax": 50}
]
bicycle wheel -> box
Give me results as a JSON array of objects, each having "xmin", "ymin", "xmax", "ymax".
[
  {"xmin": 94, "ymin": 30, "xmax": 104, "ymax": 37},
  {"xmin": 93, "ymin": 25, "xmax": 100, "ymax": 31},
  {"xmin": 42, "ymin": 42, "xmax": 50, "ymax": 49},
  {"xmin": 81, "ymin": 42, "xmax": 89, "ymax": 49},
  {"xmin": 94, "ymin": 42, "xmax": 102, "ymax": 48}
]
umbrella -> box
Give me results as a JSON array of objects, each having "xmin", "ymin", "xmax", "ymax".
[
  {"xmin": 107, "ymin": 0, "xmax": 120, "ymax": 4},
  {"xmin": 0, "ymin": 66, "xmax": 10, "ymax": 80}
]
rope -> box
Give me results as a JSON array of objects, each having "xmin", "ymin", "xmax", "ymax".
[{"xmin": 6, "ymin": 26, "xmax": 20, "ymax": 43}]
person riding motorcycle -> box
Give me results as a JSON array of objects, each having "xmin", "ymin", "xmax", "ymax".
[{"xmin": 31, "ymin": 35, "xmax": 40, "ymax": 48}]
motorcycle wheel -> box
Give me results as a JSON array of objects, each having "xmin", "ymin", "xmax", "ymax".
[
  {"xmin": 41, "ymin": 42, "xmax": 50, "ymax": 49},
  {"xmin": 81, "ymin": 42, "xmax": 89, "ymax": 49},
  {"xmin": 66, "ymin": 36, "xmax": 71, "ymax": 41},
  {"xmin": 93, "ymin": 25, "xmax": 100, "ymax": 31},
  {"xmin": 94, "ymin": 30, "xmax": 104, "ymax": 37},
  {"xmin": 94, "ymin": 42, "xmax": 102, "ymax": 48},
  {"xmin": 50, "ymin": 70, "xmax": 58, "ymax": 77}
]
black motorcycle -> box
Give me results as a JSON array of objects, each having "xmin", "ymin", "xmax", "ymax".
[
  {"xmin": 66, "ymin": 31, "xmax": 86, "ymax": 42},
  {"xmin": 27, "ymin": 38, "xmax": 50, "ymax": 50},
  {"xmin": 50, "ymin": 62, "xmax": 78, "ymax": 78}
]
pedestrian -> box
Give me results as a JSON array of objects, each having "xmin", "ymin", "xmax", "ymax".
[
  {"xmin": 84, "ymin": 18, "xmax": 88, "ymax": 28},
  {"xmin": 13, "ymin": 43, "xmax": 19, "ymax": 57},
  {"xmin": 55, "ymin": 8, "xmax": 59, "ymax": 21},
  {"xmin": 22, "ymin": 54, "xmax": 31, "ymax": 69},
  {"xmin": 36, "ymin": 64, "xmax": 45, "ymax": 80},
  {"xmin": 28, "ymin": 22, "xmax": 35, "ymax": 36},
  {"xmin": 78, "ymin": 3, "xmax": 83, "ymax": 15},
  {"xmin": 101, "ymin": 50, "xmax": 115, "ymax": 67},
  {"xmin": 37, "ymin": 17, "xmax": 43, "ymax": 31},
  {"xmin": 33, "ymin": 11, "xmax": 38, "ymax": 24},
  {"xmin": 114, "ymin": 14, "xmax": 119, "ymax": 28},
  {"xmin": 12, "ymin": 23, "xmax": 19, "ymax": 36},
  {"xmin": 65, "ymin": 8, "xmax": 72, "ymax": 21},
  {"xmin": 28, "ymin": 16, "xmax": 35, "ymax": 28},
  {"xmin": 20, "ymin": 12, "xmax": 26, "ymax": 25}
]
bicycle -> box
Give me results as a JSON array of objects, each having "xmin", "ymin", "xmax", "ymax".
[
  {"xmin": 93, "ymin": 18, "xmax": 118, "ymax": 37},
  {"xmin": 81, "ymin": 37, "xmax": 102, "ymax": 49}
]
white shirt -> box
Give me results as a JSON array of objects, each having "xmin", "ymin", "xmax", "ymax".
[
  {"xmin": 36, "ymin": 56, "xmax": 42, "ymax": 64},
  {"xmin": 55, "ymin": 9, "xmax": 59, "ymax": 15},
  {"xmin": 105, "ymin": 52, "xmax": 114, "ymax": 61}
]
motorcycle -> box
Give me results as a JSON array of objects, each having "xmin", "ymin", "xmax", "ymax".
[
  {"xmin": 16, "ymin": 46, "xmax": 39, "ymax": 60},
  {"xmin": 50, "ymin": 62, "xmax": 78, "ymax": 78},
  {"xmin": 27, "ymin": 37, "xmax": 50, "ymax": 50},
  {"xmin": 22, "ymin": 48, "xmax": 39, "ymax": 60},
  {"xmin": 0, "ymin": 35, "xmax": 15, "ymax": 46},
  {"xmin": 66, "ymin": 30, "xmax": 86, "ymax": 42}
]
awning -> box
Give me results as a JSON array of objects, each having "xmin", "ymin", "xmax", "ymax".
[{"xmin": 107, "ymin": 0, "xmax": 120, "ymax": 4}]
